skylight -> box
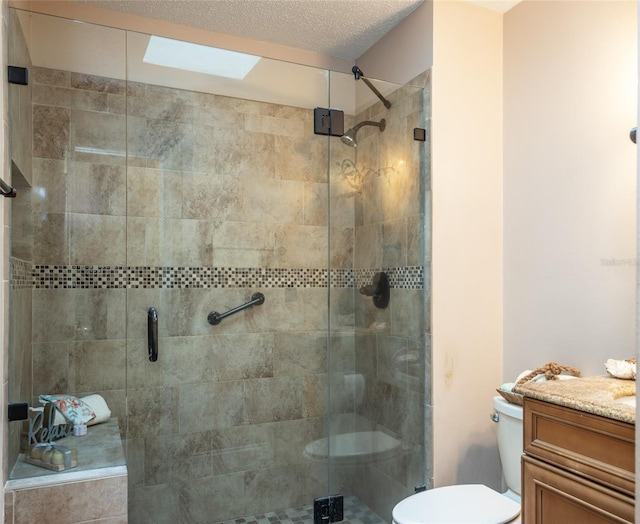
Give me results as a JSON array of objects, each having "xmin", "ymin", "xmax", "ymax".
[{"xmin": 143, "ymin": 36, "xmax": 260, "ymax": 80}]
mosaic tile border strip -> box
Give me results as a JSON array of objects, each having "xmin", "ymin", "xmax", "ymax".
[
  {"xmin": 22, "ymin": 265, "xmax": 423, "ymax": 290},
  {"xmin": 10, "ymin": 258, "xmax": 33, "ymax": 290},
  {"xmin": 355, "ymin": 266, "xmax": 424, "ymax": 290}
]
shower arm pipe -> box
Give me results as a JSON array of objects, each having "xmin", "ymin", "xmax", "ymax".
[
  {"xmin": 351, "ymin": 119, "xmax": 385, "ymax": 133},
  {"xmin": 207, "ymin": 292, "xmax": 265, "ymax": 326},
  {"xmin": 352, "ymin": 66, "xmax": 391, "ymax": 109}
]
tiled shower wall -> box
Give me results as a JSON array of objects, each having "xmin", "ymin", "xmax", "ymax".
[
  {"xmin": 25, "ymin": 65, "xmax": 361, "ymax": 523},
  {"xmin": 14, "ymin": 57, "xmax": 428, "ymax": 524}
]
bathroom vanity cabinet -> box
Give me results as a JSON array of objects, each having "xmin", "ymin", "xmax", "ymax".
[{"xmin": 521, "ymin": 397, "xmax": 635, "ymax": 523}]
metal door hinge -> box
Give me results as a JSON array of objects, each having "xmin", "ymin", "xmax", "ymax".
[
  {"xmin": 314, "ymin": 108, "xmax": 344, "ymax": 137},
  {"xmin": 313, "ymin": 494, "xmax": 344, "ymax": 524},
  {"xmin": 8, "ymin": 66, "xmax": 28, "ymax": 85},
  {"xmin": 8, "ymin": 402, "xmax": 28, "ymax": 422}
]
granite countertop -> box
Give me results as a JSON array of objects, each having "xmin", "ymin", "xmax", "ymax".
[{"xmin": 513, "ymin": 375, "xmax": 636, "ymax": 424}]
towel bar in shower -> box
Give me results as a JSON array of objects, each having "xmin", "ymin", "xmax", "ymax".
[{"xmin": 207, "ymin": 292, "xmax": 265, "ymax": 325}]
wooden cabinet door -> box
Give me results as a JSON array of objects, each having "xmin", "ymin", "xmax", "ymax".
[
  {"xmin": 522, "ymin": 456, "xmax": 634, "ymax": 524},
  {"xmin": 523, "ymin": 398, "xmax": 635, "ymax": 497}
]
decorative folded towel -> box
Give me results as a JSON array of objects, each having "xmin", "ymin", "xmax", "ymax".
[
  {"xmin": 39, "ymin": 394, "xmax": 96, "ymax": 425},
  {"xmin": 79, "ymin": 394, "xmax": 111, "ymax": 425},
  {"xmin": 37, "ymin": 393, "xmax": 111, "ymax": 426}
]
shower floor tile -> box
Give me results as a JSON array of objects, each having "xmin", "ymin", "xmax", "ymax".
[{"xmin": 215, "ymin": 495, "xmax": 386, "ymax": 524}]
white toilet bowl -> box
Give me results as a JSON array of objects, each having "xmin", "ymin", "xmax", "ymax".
[
  {"xmin": 391, "ymin": 396, "xmax": 523, "ymax": 524},
  {"xmin": 392, "ymin": 484, "xmax": 520, "ymax": 524}
]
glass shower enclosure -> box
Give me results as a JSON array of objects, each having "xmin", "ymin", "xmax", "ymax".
[{"xmin": 6, "ymin": 8, "xmax": 430, "ymax": 524}]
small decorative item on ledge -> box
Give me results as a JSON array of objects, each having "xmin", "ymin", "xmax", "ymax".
[
  {"xmin": 24, "ymin": 402, "xmax": 78, "ymax": 471},
  {"xmin": 27, "ymin": 403, "xmax": 73, "ymax": 445},
  {"xmin": 25, "ymin": 443, "xmax": 78, "ymax": 471},
  {"xmin": 497, "ymin": 361, "xmax": 582, "ymax": 405},
  {"xmin": 73, "ymin": 423, "xmax": 87, "ymax": 437},
  {"xmin": 605, "ymin": 358, "xmax": 636, "ymax": 380},
  {"xmin": 495, "ymin": 387, "xmax": 524, "ymax": 406}
]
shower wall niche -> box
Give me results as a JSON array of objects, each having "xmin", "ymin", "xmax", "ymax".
[{"xmin": 6, "ymin": 8, "xmax": 430, "ymax": 524}]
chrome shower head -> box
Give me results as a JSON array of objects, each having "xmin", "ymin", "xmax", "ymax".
[
  {"xmin": 340, "ymin": 118, "xmax": 386, "ymax": 148},
  {"xmin": 340, "ymin": 128, "xmax": 358, "ymax": 147}
]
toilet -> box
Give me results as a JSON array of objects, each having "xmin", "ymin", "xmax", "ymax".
[{"xmin": 392, "ymin": 396, "xmax": 523, "ymax": 524}]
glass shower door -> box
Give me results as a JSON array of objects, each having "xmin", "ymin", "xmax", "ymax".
[
  {"xmin": 6, "ymin": 8, "xmax": 129, "ymax": 481},
  {"xmin": 125, "ymin": 30, "xmax": 334, "ymax": 523},
  {"xmin": 327, "ymin": 72, "xmax": 429, "ymax": 523}
]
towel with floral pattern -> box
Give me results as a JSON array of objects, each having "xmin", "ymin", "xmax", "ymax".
[{"xmin": 39, "ymin": 394, "xmax": 96, "ymax": 425}]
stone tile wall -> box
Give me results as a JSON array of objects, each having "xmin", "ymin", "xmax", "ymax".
[
  {"xmin": 26, "ymin": 66, "xmax": 356, "ymax": 523},
  {"xmin": 16, "ymin": 60, "xmax": 429, "ymax": 524},
  {"xmin": 4, "ymin": 473, "xmax": 128, "ymax": 523}
]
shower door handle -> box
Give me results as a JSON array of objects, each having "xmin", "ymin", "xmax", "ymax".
[{"xmin": 148, "ymin": 307, "xmax": 158, "ymax": 362}]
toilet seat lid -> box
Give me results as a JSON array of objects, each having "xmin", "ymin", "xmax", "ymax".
[{"xmin": 392, "ymin": 484, "xmax": 520, "ymax": 524}]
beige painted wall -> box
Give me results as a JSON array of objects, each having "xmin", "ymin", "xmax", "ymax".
[
  {"xmin": 431, "ymin": 1, "xmax": 503, "ymax": 489},
  {"xmin": 357, "ymin": 0, "xmax": 433, "ymax": 85},
  {"xmin": 503, "ymin": 1, "xmax": 637, "ymax": 380},
  {"xmin": 366, "ymin": 0, "xmax": 638, "ymax": 494},
  {"xmin": 357, "ymin": 0, "xmax": 505, "ymax": 491}
]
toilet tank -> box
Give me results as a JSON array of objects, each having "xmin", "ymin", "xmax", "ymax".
[{"xmin": 493, "ymin": 396, "xmax": 523, "ymax": 496}]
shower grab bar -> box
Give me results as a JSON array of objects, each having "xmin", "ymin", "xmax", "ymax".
[
  {"xmin": 0, "ymin": 176, "xmax": 16, "ymax": 198},
  {"xmin": 207, "ymin": 292, "xmax": 265, "ymax": 326},
  {"xmin": 148, "ymin": 307, "xmax": 158, "ymax": 362}
]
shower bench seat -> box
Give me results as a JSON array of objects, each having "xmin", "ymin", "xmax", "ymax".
[{"xmin": 5, "ymin": 418, "xmax": 127, "ymax": 523}]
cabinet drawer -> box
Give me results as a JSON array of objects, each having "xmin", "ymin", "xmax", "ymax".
[
  {"xmin": 522, "ymin": 455, "xmax": 634, "ymax": 523},
  {"xmin": 523, "ymin": 398, "xmax": 635, "ymax": 496}
]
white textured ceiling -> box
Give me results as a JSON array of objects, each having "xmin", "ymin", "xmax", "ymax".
[
  {"xmin": 26, "ymin": 0, "xmax": 522, "ymax": 113},
  {"xmin": 77, "ymin": 0, "xmax": 425, "ymax": 60}
]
